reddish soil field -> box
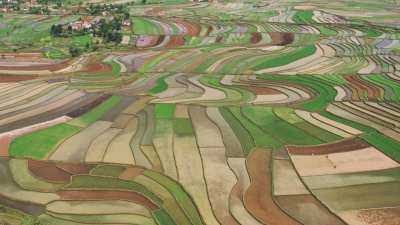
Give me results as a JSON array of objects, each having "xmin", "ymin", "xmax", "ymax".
[
  {"xmin": 251, "ymin": 32, "xmax": 262, "ymax": 44},
  {"xmin": 83, "ymin": 63, "xmax": 112, "ymax": 73},
  {"xmin": 245, "ymin": 86, "xmax": 283, "ymax": 95},
  {"xmin": 0, "ymin": 75, "xmax": 38, "ymax": 82},
  {"xmin": 287, "ymin": 138, "xmax": 369, "ymax": 155},
  {"xmin": 269, "ymin": 32, "xmax": 294, "ymax": 46},
  {"xmin": 56, "ymin": 163, "xmax": 94, "ymax": 175},
  {"xmin": 58, "ymin": 190, "xmax": 159, "ymax": 210},
  {"xmin": 28, "ymin": 159, "xmax": 72, "ymax": 183},
  {"xmin": 176, "ymin": 20, "xmax": 201, "ymax": 36},
  {"xmin": 205, "ymin": 26, "xmax": 213, "ymax": 36},
  {"xmin": 0, "ymin": 136, "xmax": 12, "ymax": 157},
  {"xmin": 244, "ymin": 149, "xmax": 301, "ymax": 225},
  {"xmin": 166, "ymin": 36, "xmax": 186, "ymax": 48},
  {"xmin": 345, "ymin": 75, "xmax": 382, "ymax": 100}
]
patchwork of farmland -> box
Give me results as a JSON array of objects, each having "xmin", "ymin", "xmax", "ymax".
[{"xmin": 1, "ymin": 0, "xmax": 400, "ymax": 224}]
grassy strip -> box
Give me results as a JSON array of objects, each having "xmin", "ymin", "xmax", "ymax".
[
  {"xmin": 83, "ymin": 59, "xmax": 121, "ymax": 78},
  {"xmin": 258, "ymin": 75, "xmax": 337, "ymax": 111},
  {"xmin": 219, "ymin": 107, "xmax": 255, "ymax": 154},
  {"xmin": 147, "ymin": 73, "xmax": 171, "ymax": 95},
  {"xmin": 229, "ymin": 107, "xmax": 278, "ymax": 150},
  {"xmin": 9, "ymin": 123, "xmax": 81, "ymax": 159},
  {"xmin": 274, "ymin": 107, "xmax": 341, "ymax": 143},
  {"xmin": 362, "ymin": 132, "xmax": 400, "ymax": 161},
  {"xmin": 90, "ymin": 165, "xmax": 127, "ymax": 177},
  {"xmin": 133, "ymin": 175, "xmax": 191, "ymax": 225},
  {"xmin": 362, "ymin": 74, "xmax": 400, "ymax": 102},
  {"xmin": 319, "ymin": 110, "xmax": 373, "ymax": 132},
  {"xmin": 173, "ymin": 118, "xmax": 194, "ymax": 136},
  {"xmin": 10, "ymin": 95, "xmax": 121, "ymax": 159},
  {"xmin": 353, "ymin": 25, "xmax": 382, "ymax": 38},
  {"xmin": 153, "ymin": 209, "xmax": 177, "ymax": 225},
  {"xmin": 320, "ymin": 111, "xmax": 400, "ymax": 161},
  {"xmin": 292, "ymin": 10, "xmax": 314, "ymax": 24},
  {"xmin": 106, "ymin": 60, "xmax": 122, "ymax": 77},
  {"xmin": 194, "ymin": 55, "xmax": 221, "ymax": 73},
  {"xmin": 68, "ymin": 95, "xmax": 122, "ymax": 127},
  {"xmin": 253, "ymin": 45, "xmax": 316, "ymax": 70},
  {"xmin": 139, "ymin": 51, "xmax": 176, "ymax": 73},
  {"xmin": 132, "ymin": 17, "xmax": 161, "ymax": 35},
  {"xmin": 317, "ymin": 25, "xmax": 338, "ymax": 36},
  {"xmin": 144, "ymin": 170, "xmax": 204, "ymax": 225},
  {"xmin": 155, "ymin": 104, "xmax": 176, "ymax": 119},
  {"xmin": 317, "ymin": 74, "xmax": 347, "ymax": 86},
  {"xmin": 45, "ymin": 48, "xmax": 69, "ymax": 59},
  {"xmin": 242, "ymin": 106, "xmax": 323, "ymax": 147}
]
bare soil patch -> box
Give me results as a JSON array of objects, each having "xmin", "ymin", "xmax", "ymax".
[
  {"xmin": 287, "ymin": 138, "xmax": 369, "ymax": 155},
  {"xmin": 244, "ymin": 149, "xmax": 301, "ymax": 225},
  {"xmin": 28, "ymin": 159, "xmax": 72, "ymax": 183},
  {"xmin": 269, "ymin": 32, "xmax": 294, "ymax": 46}
]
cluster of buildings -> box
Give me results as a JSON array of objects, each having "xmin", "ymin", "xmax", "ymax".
[
  {"xmin": 65, "ymin": 16, "xmax": 131, "ymax": 31},
  {"xmin": 68, "ymin": 16, "xmax": 101, "ymax": 31}
]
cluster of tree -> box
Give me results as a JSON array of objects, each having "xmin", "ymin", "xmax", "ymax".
[
  {"xmin": 50, "ymin": 24, "xmax": 65, "ymax": 37},
  {"xmin": 50, "ymin": 24, "xmax": 82, "ymax": 37},
  {"xmin": 68, "ymin": 45, "xmax": 82, "ymax": 57},
  {"xmin": 87, "ymin": 3, "xmax": 129, "ymax": 15},
  {"xmin": 94, "ymin": 18, "xmax": 123, "ymax": 43},
  {"xmin": 37, "ymin": 0, "xmax": 63, "ymax": 7},
  {"xmin": 29, "ymin": 6, "xmax": 50, "ymax": 14},
  {"xmin": 68, "ymin": 39, "xmax": 97, "ymax": 57},
  {"xmin": 50, "ymin": 17, "xmax": 123, "ymax": 44}
]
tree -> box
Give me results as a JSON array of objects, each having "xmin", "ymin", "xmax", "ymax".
[
  {"xmin": 99, "ymin": 18, "xmax": 110, "ymax": 35},
  {"xmin": 104, "ymin": 31, "xmax": 122, "ymax": 43},
  {"xmin": 50, "ymin": 24, "xmax": 63, "ymax": 37},
  {"xmin": 69, "ymin": 46, "xmax": 81, "ymax": 57},
  {"xmin": 111, "ymin": 17, "xmax": 122, "ymax": 31},
  {"xmin": 123, "ymin": 12, "xmax": 130, "ymax": 20}
]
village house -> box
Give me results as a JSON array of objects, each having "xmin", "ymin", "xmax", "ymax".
[
  {"xmin": 67, "ymin": 16, "xmax": 101, "ymax": 31},
  {"xmin": 122, "ymin": 19, "xmax": 131, "ymax": 27}
]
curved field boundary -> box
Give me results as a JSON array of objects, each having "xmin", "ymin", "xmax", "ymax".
[{"xmin": 244, "ymin": 149, "xmax": 301, "ymax": 225}]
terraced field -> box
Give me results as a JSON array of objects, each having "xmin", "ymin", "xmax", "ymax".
[{"xmin": 1, "ymin": 0, "xmax": 400, "ymax": 224}]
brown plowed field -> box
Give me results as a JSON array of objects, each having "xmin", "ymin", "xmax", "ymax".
[{"xmin": 287, "ymin": 138, "xmax": 369, "ymax": 155}]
